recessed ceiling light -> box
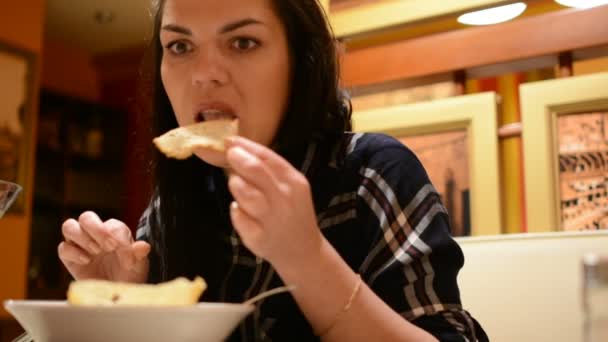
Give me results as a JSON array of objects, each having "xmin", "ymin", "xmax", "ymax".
[
  {"xmin": 458, "ymin": 2, "xmax": 528, "ymax": 26},
  {"xmin": 555, "ymin": 0, "xmax": 608, "ymax": 8},
  {"xmin": 94, "ymin": 10, "xmax": 115, "ymax": 25}
]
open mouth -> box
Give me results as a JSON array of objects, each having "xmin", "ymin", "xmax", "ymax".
[{"xmin": 195, "ymin": 110, "xmax": 237, "ymax": 123}]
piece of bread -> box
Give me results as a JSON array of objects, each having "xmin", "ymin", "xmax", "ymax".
[
  {"xmin": 67, "ymin": 277, "xmax": 207, "ymax": 306},
  {"xmin": 153, "ymin": 119, "xmax": 237, "ymax": 159}
]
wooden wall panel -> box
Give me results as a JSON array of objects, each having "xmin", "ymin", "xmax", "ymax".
[{"xmin": 342, "ymin": 6, "xmax": 608, "ymax": 88}]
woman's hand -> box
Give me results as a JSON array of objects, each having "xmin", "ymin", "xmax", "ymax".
[
  {"xmin": 225, "ymin": 136, "xmax": 323, "ymax": 269},
  {"xmin": 58, "ymin": 211, "xmax": 150, "ymax": 283},
  {"xmin": 224, "ymin": 138, "xmax": 439, "ymax": 342}
]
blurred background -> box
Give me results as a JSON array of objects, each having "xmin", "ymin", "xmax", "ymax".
[{"xmin": 0, "ymin": 0, "xmax": 607, "ymax": 340}]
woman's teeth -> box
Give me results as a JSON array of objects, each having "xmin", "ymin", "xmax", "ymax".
[{"xmin": 200, "ymin": 110, "xmax": 235, "ymax": 121}]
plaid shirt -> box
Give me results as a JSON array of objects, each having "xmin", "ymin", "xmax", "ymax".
[{"xmin": 137, "ymin": 132, "xmax": 488, "ymax": 342}]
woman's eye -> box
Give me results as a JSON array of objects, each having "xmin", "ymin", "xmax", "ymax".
[
  {"xmin": 167, "ymin": 41, "xmax": 191, "ymax": 55},
  {"xmin": 231, "ymin": 38, "xmax": 259, "ymax": 51}
]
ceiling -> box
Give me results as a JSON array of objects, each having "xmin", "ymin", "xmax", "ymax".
[
  {"xmin": 45, "ymin": 0, "xmax": 153, "ymax": 55},
  {"xmin": 330, "ymin": 0, "xmax": 378, "ymax": 11},
  {"xmin": 45, "ymin": 0, "xmax": 377, "ymax": 55},
  {"xmin": 44, "ymin": 0, "xmax": 567, "ymax": 56}
]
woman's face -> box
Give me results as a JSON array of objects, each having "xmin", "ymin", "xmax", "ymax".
[{"xmin": 160, "ymin": 0, "xmax": 291, "ymax": 167}]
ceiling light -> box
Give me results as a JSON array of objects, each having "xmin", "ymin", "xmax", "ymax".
[
  {"xmin": 457, "ymin": 2, "xmax": 527, "ymax": 26},
  {"xmin": 555, "ymin": 0, "xmax": 608, "ymax": 8}
]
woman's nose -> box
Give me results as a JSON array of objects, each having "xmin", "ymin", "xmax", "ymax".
[{"xmin": 191, "ymin": 49, "xmax": 230, "ymax": 88}]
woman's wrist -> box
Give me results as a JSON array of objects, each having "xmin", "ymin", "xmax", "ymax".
[
  {"xmin": 314, "ymin": 273, "xmax": 364, "ymax": 336},
  {"xmin": 270, "ymin": 232, "xmax": 327, "ymax": 280},
  {"xmin": 271, "ymin": 235, "xmax": 362, "ymax": 336},
  {"xmin": 268, "ymin": 227, "xmax": 325, "ymax": 276}
]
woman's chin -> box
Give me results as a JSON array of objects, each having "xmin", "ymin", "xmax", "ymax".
[{"xmin": 193, "ymin": 148, "xmax": 228, "ymax": 169}]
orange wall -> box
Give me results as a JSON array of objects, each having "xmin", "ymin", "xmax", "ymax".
[
  {"xmin": 0, "ymin": 0, "xmax": 44, "ymax": 318},
  {"xmin": 574, "ymin": 56, "xmax": 608, "ymax": 76},
  {"xmin": 42, "ymin": 38, "xmax": 101, "ymax": 101},
  {"xmin": 0, "ymin": 3, "xmax": 44, "ymax": 52}
]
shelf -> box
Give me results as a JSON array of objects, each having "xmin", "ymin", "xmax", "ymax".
[
  {"xmin": 68, "ymin": 154, "xmax": 122, "ymax": 170},
  {"xmin": 29, "ymin": 89, "xmax": 129, "ymax": 299},
  {"xmin": 36, "ymin": 145, "xmax": 63, "ymax": 159},
  {"xmin": 64, "ymin": 202, "xmax": 122, "ymax": 215},
  {"xmin": 33, "ymin": 197, "xmax": 63, "ymax": 211}
]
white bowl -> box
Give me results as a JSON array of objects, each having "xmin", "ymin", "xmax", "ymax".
[{"xmin": 4, "ymin": 300, "xmax": 254, "ymax": 342}]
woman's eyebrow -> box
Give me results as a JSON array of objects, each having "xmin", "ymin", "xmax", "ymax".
[
  {"xmin": 161, "ymin": 18, "xmax": 264, "ymax": 36},
  {"xmin": 161, "ymin": 24, "xmax": 191, "ymax": 35},
  {"xmin": 219, "ymin": 18, "xmax": 264, "ymax": 34}
]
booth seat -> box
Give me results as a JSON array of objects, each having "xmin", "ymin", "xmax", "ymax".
[{"xmin": 456, "ymin": 231, "xmax": 608, "ymax": 342}]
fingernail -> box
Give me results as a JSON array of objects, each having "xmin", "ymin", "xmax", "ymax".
[
  {"xmin": 89, "ymin": 243, "xmax": 101, "ymax": 255},
  {"xmin": 232, "ymin": 146, "xmax": 252, "ymax": 161},
  {"xmin": 230, "ymin": 201, "xmax": 239, "ymax": 211},
  {"xmin": 79, "ymin": 255, "xmax": 91, "ymax": 264}
]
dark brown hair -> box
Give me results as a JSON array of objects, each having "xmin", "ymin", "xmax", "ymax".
[{"xmin": 143, "ymin": 0, "xmax": 351, "ymax": 299}]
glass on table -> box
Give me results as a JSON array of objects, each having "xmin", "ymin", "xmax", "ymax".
[
  {"xmin": 582, "ymin": 253, "xmax": 608, "ymax": 342},
  {"xmin": 0, "ymin": 180, "xmax": 22, "ymax": 218}
]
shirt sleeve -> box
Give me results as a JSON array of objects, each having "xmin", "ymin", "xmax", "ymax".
[
  {"xmin": 135, "ymin": 195, "xmax": 160, "ymax": 243},
  {"xmin": 355, "ymin": 136, "xmax": 488, "ymax": 342},
  {"xmin": 135, "ymin": 194, "xmax": 165, "ymax": 284}
]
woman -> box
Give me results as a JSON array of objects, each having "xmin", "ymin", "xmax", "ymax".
[{"xmin": 58, "ymin": 0, "xmax": 488, "ymax": 341}]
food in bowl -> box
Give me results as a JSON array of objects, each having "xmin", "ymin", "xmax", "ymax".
[{"xmin": 67, "ymin": 276, "xmax": 206, "ymax": 306}]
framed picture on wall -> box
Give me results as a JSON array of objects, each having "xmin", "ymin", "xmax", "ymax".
[
  {"xmin": 0, "ymin": 42, "xmax": 36, "ymax": 214},
  {"xmin": 398, "ymin": 130, "xmax": 471, "ymax": 236},
  {"xmin": 521, "ymin": 72, "xmax": 608, "ymax": 232},
  {"xmin": 353, "ymin": 92, "xmax": 502, "ymax": 236}
]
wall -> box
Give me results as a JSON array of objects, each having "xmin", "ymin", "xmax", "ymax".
[
  {"xmin": 574, "ymin": 56, "xmax": 608, "ymax": 76},
  {"xmin": 0, "ymin": 3, "xmax": 44, "ymax": 53},
  {"xmin": 95, "ymin": 47, "xmax": 150, "ymax": 230},
  {"xmin": 41, "ymin": 38, "xmax": 101, "ymax": 101},
  {"xmin": 0, "ymin": 0, "xmax": 45, "ymax": 318}
]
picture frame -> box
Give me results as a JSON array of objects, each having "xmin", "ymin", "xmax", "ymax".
[
  {"xmin": 352, "ymin": 92, "xmax": 502, "ymax": 236},
  {"xmin": 520, "ymin": 72, "xmax": 608, "ymax": 232},
  {"xmin": 0, "ymin": 41, "xmax": 37, "ymax": 214}
]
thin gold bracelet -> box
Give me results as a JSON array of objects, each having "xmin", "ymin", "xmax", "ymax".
[{"xmin": 316, "ymin": 273, "xmax": 363, "ymax": 337}]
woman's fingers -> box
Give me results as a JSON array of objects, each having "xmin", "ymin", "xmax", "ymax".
[
  {"xmin": 131, "ymin": 241, "xmax": 152, "ymax": 261},
  {"xmin": 228, "ymin": 174, "xmax": 270, "ymax": 219},
  {"xmin": 226, "ymin": 136, "xmax": 293, "ymax": 179},
  {"xmin": 226, "ymin": 146, "xmax": 280, "ymax": 194},
  {"xmin": 229, "ymin": 201, "xmax": 264, "ymax": 247},
  {"xmin": 61, "ymin": 219, "xmax": 102, "ymax": 256},
  {"xmin": 58, "ymin": 212, "xmax": 146, "ymax": 282},
  {"xmin": 78, "ymin": 212, "xmax": 118, "ymax": 252},
  {"xmin": 126, "ymin": 241, "xmax": 152, "ymax": 281},
  {"xmin": 112, "ymin": 242, "xmax": 149, "ymax": 272},
  {"xmin": 226, "ymin": 137, "xmax": 307, "ymax": 203},
  {"xmin": 191, "ymin": 145, "xmax": 227, "ymax": 167},
  {"xmin": 58, "ymin": 241, "xmax": 92, "ymax": 265},
  {"xmin": 104, "ymin": 219, "xmax": 133, "ymax": 244}
]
